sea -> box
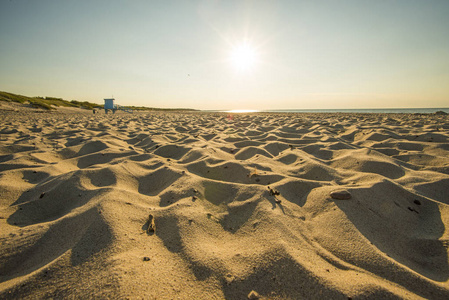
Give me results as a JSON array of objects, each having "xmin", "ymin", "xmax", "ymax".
[{"xmin": 219, "ymin": 108, "xmax": 449, "ymax": 114}]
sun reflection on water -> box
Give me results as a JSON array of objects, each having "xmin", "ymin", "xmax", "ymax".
[{"xmin": 226, "ymin": 109, "xmax": 259, "ymax": 113}]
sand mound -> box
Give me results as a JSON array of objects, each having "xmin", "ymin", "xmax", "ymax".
[{"xmin": 1, "ymin": 109, "xmax": 449, "ymax": 299}]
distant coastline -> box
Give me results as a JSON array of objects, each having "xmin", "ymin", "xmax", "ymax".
[
  {"xmin": 1, "ymin": 91, "xmax": 447, "ymax": 114},
  {"xmin": 0, "ymin": 91, "xmax": 197, "ymax": 112},
  {"xmin": 211, "ymin": 108, "xmax": 449, "ymax": 114},
  {"xmin": 263, "ymin": 108, "xmax": 449, "ymax": 114}
]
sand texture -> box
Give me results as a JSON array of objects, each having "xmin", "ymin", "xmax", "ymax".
[{"xmin": 1, "ymin": 107, "xmax": 449, "ymax": 299}]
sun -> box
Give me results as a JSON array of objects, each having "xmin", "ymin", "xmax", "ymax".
[{"xmin": 229, "ymin": 42, "xmax": 258, "ymax": 72}]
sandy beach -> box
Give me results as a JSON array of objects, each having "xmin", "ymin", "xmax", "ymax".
[{"xmin": 1, "ymin": 104, "xmax": 449, "ymax": 299}]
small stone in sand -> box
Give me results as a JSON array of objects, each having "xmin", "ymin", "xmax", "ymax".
[
  {"xmin": 192, "ymin": 196, "xmax": 197, "ymax": 201},
  {"xmin": 330, "ymin": 190, "xmax": 352, "ymax": 200},
  {"xmin": 39, "ymin": 192, "xmax": 45, "ymax": 199},
  {"xmin": 225, "ymin": 273, "xmax": 235, "ymax": 285},
  {"xmin": 248, "ymin": 290, "xmax": 261, "ymax": 299},
  {"xmin": 414, "ymin": 199, "xmax": 421, "ymax": 205},
  {"xmin": 143, "ymin": 257, "xmax": 150, "ymax": 261}
]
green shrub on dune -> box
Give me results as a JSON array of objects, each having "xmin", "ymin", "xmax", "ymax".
[
  {"xmin": 0, "ymin": 91, "xmax": 101, "ymax": 110},
  {"xmin": 0, "ymin": 91, "xmax": 197, "ymax": 111}
]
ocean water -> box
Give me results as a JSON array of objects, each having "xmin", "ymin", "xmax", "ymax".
[
  {"xmin": 219, "ymin": 108, "xmax": 449, "ymax": 114},
  {"xmin": 262, "ymin": 108, "xmax": 449, "ymax": 114}
]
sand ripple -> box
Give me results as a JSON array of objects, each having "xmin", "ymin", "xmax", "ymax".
[{"xmin": 1, "ymin": 110, "xmax": 449, "ymax": 299}]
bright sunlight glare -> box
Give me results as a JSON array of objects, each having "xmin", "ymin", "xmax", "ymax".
[
  {"xmin": 226, "ymin": 109, "xmax": 260, "ymax": 113},
  {"xmin": 229, "ymin": 42, "xmax": 258, "ymax": 72}
]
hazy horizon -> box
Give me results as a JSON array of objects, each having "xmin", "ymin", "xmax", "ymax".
[{"xmin": 1, "ymin": 0, "xmax": 448, "ymax": 110}]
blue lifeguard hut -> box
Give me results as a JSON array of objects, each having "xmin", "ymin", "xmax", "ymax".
[
  {"xmin": 104, "ymin": 98, "xmax": 117, "ymax": 114},
  {"xmin": 104, "ymin": 98, "xmax": 133, "ymax": 114}
]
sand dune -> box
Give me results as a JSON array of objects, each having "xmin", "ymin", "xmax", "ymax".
[{"xmin": 1, "ymin": 107, "xmax": 449, "ymax": 299}]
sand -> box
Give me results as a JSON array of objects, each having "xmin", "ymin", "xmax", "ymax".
[{"xmin": 1, "ymin": 104, "xmax": 449, "ymax": 299}]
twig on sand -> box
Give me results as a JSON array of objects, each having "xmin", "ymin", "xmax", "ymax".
[{"xmin": 147, "ymin": 214, "xmax": 156, "ymax": 234}]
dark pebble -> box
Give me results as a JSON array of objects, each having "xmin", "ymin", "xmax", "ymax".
[
  {"xmin": 143, "ymin": 257, "xmax": 150, "ymax": 261},
  {"xmin": 330, "ymin": 190, "xmax": 352, "ymax": 200}
]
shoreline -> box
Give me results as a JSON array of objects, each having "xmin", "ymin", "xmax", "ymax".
[{"xmin": 2, "ymin": 99, "xmax": 449, "ymax": 115}]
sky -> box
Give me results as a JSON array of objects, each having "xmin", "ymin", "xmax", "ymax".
[{"xmin": 1, "ymin": 0, "xmax": 448, "ymax": 110}]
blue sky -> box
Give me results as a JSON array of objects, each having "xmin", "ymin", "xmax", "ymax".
[{"xmin": 1, "ymin": 0, "xmax": 448, "ymax": 109}]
